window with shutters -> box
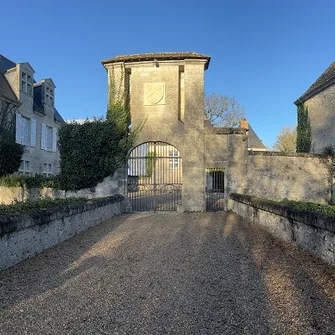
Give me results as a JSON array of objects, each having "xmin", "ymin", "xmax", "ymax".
[
  {"xmin": 21, "ymin": 72, "xmax": 33, "ymax": 96},
  {"xmin": 15, "ymin": 114, "xmax": 36, "ymax": 147}
]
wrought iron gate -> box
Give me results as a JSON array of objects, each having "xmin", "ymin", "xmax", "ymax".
[
  {"xmin": 127, "ymin": 142, "xmax": 182, "ymax": 211},
  {"xmin": 206, "ymin": 168, "xmax": 225, "ymax": 211}
]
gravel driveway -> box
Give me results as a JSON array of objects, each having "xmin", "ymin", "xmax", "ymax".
[{"xmin": 0, "ymin": 212, "xmax": 334, "ymax": 335}]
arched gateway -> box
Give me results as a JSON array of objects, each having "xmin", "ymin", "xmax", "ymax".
[{"xmin": 127, "ymin": 142, "xmax": 182, "ymax": 211}]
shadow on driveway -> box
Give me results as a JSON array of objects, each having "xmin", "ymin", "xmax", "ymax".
[{"xmin": 0, "ymin": 212, "xmax": 334, "ymax": 334}]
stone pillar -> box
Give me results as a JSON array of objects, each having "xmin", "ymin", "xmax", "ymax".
[
  {"xmin": 226, "ymin": 131, "xmax": 248, "ymax": 201},
  {"xmin": 181, "ymin": 61, "xmax": 206, "ymax": 211}
]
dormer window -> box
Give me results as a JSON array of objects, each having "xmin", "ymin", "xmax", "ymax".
[
  {"xmin": 22, "ymin": 72, "xmax": 33, "ymax": 96},
  {"xmin": 46, "ymin": 86, "xmax": 54, "ymax": 106}
]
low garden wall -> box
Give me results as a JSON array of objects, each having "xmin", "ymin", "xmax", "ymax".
[
  {"xmin": 245, "ymin": 152, "xmax": 333, "ymax": 204},
  {"xmin": 0, "ymin": 169, "xmax": 126, "ymax": 205},
  {"xmin": 229, "ymin": 193, "xmax": 335, "ymax": 266},
  {"xmin": 0, "ymin": 195, "xmax": 124, "ymax": 270}
]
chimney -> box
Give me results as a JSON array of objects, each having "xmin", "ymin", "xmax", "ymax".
[{"xmin": 240, "ymin": 119, "xmax": 249, "ymax": 130}]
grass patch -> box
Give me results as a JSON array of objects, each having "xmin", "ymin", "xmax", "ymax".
[
  {"xmin": 0, "ymin": 197, "xmax": 87, "ymax": 215},
  {"xmin": 281, "ymin": 199, "xmax": 335, "ymax": 218}
]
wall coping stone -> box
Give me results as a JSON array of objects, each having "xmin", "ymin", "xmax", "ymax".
[
  {"xmin": 230, "ymin": 193, "xmax": 335, "ymax": 233},
  {"xmin": 0, "ymin": 195, "xmax": 124, "ymax": 237},
  {"xmin": 213, "ymin": 128, "xmax": 246, "ymax": 135},
  {"xmin": 248, "ymin": 151, "xmax": 332, "ymax": 160}
]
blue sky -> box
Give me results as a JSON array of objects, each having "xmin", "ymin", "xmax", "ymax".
[{"xmin": 1, "ymin": 0, "xmax": 335, "ymax": 148}]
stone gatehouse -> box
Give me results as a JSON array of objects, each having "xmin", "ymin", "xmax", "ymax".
[{"xmin": 101, "ymin": 52, "xmax": 333, "ymax": 212}]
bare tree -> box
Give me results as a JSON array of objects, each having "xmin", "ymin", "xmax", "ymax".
[
  {"xmin": 273, "ymin": 126, "xmax": 297, "ymax": 153},
  {"xmin": 0, "ymin": 99, "xmax": 16, "ymax": 131},
  {"xmin": 204, "ymin": 93, "xmax": 245, "ymax": 127}
]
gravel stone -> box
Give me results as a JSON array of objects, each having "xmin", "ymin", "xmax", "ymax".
[{"xmin": 0, "ymin": 212, "xmax": 334, "ymax": 334}]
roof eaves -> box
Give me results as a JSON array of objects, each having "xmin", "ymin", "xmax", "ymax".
[
  {"xmin": 294, "ymin": 76, "xmax": 335, "ymax": 105},
  {"xmin": 101, "ymin": 52, "xmax": 211, "ymax": 69}
]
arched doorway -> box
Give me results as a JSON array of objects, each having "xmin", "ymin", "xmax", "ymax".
[{"xmin": 127, "ymin": 142, "xmax": 182, "ymax": 211}]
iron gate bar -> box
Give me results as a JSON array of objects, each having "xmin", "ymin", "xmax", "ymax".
[{"xmin": 127, "ymin": 141, "xmax": 182, "ymax": 212}]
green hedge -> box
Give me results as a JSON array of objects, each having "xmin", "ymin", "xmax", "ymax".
[
  {"xmin": 58, "ymin": 119, "xmax": 129, "ymax": 190},
  {"xmin": 57, "ymin": 103, "xmax": 136, "ymax": 191},
  {"xmin": 0, "ymin": 197, "xmax": 87, "ymax": 214}
]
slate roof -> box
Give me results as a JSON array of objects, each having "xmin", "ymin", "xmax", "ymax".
[
  {"xmin": 248, "ymin": 124, "xmax": 267, "ymax": 150},
  {"xmin": 54, "ymin": 108, "xmax": 65, "ymax": 123},
  {"xmin": 294, "ymin": 61, "xmax": 335, "ymax": 105},
  {"xmin": 0, "ymin": 73, "xmax": 19, "ymax": 104},
  {"xmin": 102, "ymin": 52, "xmax": 211, "ymax": 69},
  {"xmin": 0, "ymin": 55, "xmax": 16, "ymax": 73},
  {"xmin": 0, "ymin": 55, "xmax": 19, "ymax": 104}
]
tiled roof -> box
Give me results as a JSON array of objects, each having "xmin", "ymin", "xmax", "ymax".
[
  {"xmin": 294, "ymin": 61, "xmax": 335, "ymax": 104},
  {"xmin": 102, "ymin": 52, "xmax": 211, "ymax": 69}
]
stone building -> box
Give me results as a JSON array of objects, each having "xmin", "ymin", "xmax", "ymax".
[
  {"xmin": 0, "ymin": 54, "xmax": 64, "ymax": 175},
  {"xmin": 101, "ymin": 52, "xmax": 333, "ymax": 212},
  {"xmin": 101, "ymin": 52, "xmax": 252, "ymax": 211},
  {"xmin": 294, "ymin": 60, "xmax": 335, "ymax": 154}
]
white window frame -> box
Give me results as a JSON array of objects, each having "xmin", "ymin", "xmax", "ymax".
[
  {"xmin": 21, "ymin": 72, "xmax": 33, "ymax": 96},
  {"xmin": 169, "ymin": 150, "xmax": 179, "ymax": 169},
  {"xmin": 43, "ymin": 163, "xmax": 52, "ymax": 176},
  {"xmin": 19, "ymin": 160, "xmax": 31, "ymax": 175},
  {"xmin": 46, "ymin": 86, "xmax": 54, "ymax": 106}
]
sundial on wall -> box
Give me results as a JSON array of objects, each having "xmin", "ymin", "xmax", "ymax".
[{"xmin": 144, "ymin": 83, "xmax": 166, "ymax": 106}]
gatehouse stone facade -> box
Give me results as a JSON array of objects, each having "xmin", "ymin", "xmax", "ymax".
[{"xmin": 102, "ymin": 52, "xmax": 249, "ymax": 211}]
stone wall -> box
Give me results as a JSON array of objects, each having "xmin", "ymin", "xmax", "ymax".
[
  {"xmin": 245, "ymin": 152, "xmax": 333, "ymax": 204},
  {"xmin": 0, "ymin": 169, "xmax": 126, "ymax": 205},
  {"xmin": 303, "ymin": 84, "xmax": 335, "ymax": 154},
  {"xmin": 0, "ymin": 195, "xmax": 124, "ymax": 270},
  {"xmin": 229, "ymin": 193, "xmax": 335, "ymax": 267}
]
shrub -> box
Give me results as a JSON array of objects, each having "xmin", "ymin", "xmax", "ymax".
[
  {"xmin": 0, "ymin": 197, "xmax": 87, "ymax": 214},
  {"xmin": 296, "ymin": 103, "xmax": 312, "ymax": 153},
  {"xmin": 0, "ymin": 174, "xmax": 59, "ymax": 189},
  {"xmin": 145, "ymin": 151, "xmax": 156, "ymax": 177}
]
